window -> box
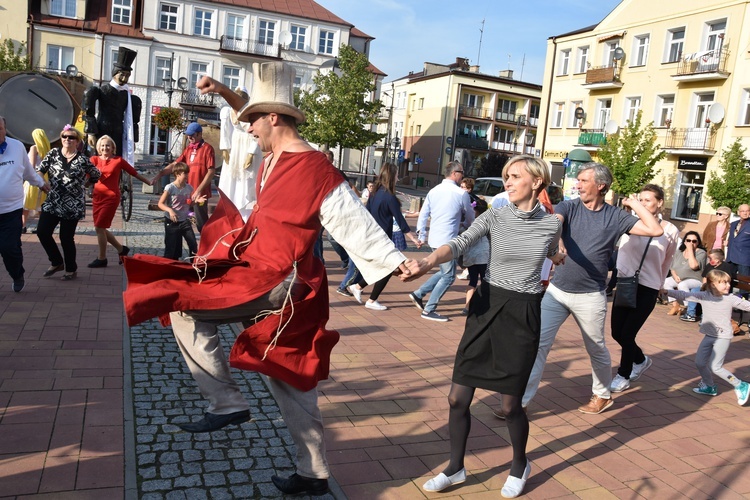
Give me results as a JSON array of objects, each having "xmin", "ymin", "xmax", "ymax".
[
  {"xmin": 416, "ymin": 124, "xmax": 422, "ymax": 135},
  {"xmin": 665, "ymin": 28, "xmax": 685, "ymax": 63},
  {"xmin": 226, "ymin": 15, "xmax": 245, "ymax": 40},
  {"xmin": 624, "ymin": 97, "xmax": 641, "ymax": 124},
  {"xmin": 691, "ymin": 92, "xmax": 714, "ymax": 128},
  {"xmin": 319, "ymin": 30, "xmax": 335, "ymax": 55},
  {"xmin": 47, "ymin": 45, "xmax": 74, "ymax": 72},
  {"xmin": 258, "ymin": 20, "xmax": 275, "ymax": 45},
  {"xmin": 189, "ymin": 61, "xmax": 209, "ymax": 89},
  {"xmin": 112, "ymin": 0, "xmax": 132, "ymax": 24},
  {"xmin": 656, "ymin": 94, "xmax": 674, "ymax": 127},
  {"xmin": 568, "ymin": 100, "xmax": 582, "ymax": 128},
  {"xmin": 464, "ymin": 93, "xmax": 484, "ymax": 108},
  {"xmin": 595, "ymin": 98, "xmax": 612, "ymax": 129},
  {"xmin": 418, "ymin": 97, "xmax": 424, "ymax": 110},
  {"xmin": 498, "ymin": 99, "xmax": 517, "ymax": 120},
  {"xmin": 576, "ymin": 46, "xmax": 589, "ymax": 73},
  {"xmin": 672, "ymin": 168, "xmax": 705, "ymax": 221},
  {"xmin": 632, "ymin": 35, "xmax": 649, "ymax": 66},
  {"xmin": 529, "ymin": 103, "xmax": 540, "ymax": 126},
  {"xmin": 290, "ymin": 25, "xmax": 306, "ymax": 51},
  {"xmin": 149, "ymin": 122, "xmax": 168, "ymax": 156},
  {"xmin": 159, "ymin": 3, "xmax": 178, "ymax": 31},
  {"xmin": 741, "ymin": 89, "xmax": 750, "ymax": 126},
  {"xmin": 558, "ymin": 49, "xmax": 570, "ymax": 75},
  {"xmin": 194, "ymin": 9, "xmax": 212, "ymax": 37},
  {"xmin": 705, "ymin": 20, "xmax": 726, "ymax": 51},
  {"xmin": 222, "ymin": 66, "xmax": 240, "ymax": 89},
  {"xmin": 604, "ymin": 41, "xmax": 619, "ymax": 67},
  {"xmin": 51, "ymin": 0, "xmax": 76, "ymax": 17},
  {"xmin": 496, "ymin": 128, "xmax": 514, "ymax": 144},
  {"xmin": 293, "ymin": 75, "xmax": 302, "ymax": 91},
  {"xmin": 155, "ymin": 57, "xmax": 172, "ymax": 85},
  {"xmin": 552, "ymin": 102, "xmax": 564, "ymax": 128}
]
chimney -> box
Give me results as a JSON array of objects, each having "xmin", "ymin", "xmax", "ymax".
[
  {"xmin": 469, "ymin": 65, "xmax": 480, "ymax": 73},
  {"xmin": 498, "ymin": 69, "xmax": 514, "ymax": 79}
]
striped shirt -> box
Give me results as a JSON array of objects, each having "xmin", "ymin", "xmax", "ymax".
[{"xmin": 447, "ymin": 203, "xmax": 562, "ymax": 294}]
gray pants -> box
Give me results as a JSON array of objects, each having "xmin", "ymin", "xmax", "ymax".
[
  {"xmin": 695, "ymin": 336, "xmax": 739, "ymax": 388},
  {"xmin": 169, "ymin": 282, "xmax": 329, "ymax": 479}
]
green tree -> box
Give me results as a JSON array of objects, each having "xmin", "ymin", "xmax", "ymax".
[
  {"xmin": 297, "ymin": 45, "xmax": 383, "ymax": 164},
  {"xmin": 706, "ymin": 138, "xmax": 750, "ymax": 210},
  {"xmin": 597, "ymin": 110, "xmax": 666, "ymax": 197},
  {"xmin": 476, "ymin": 153, "xmax": 510, "ymax": 177},
  {"xmin": 0, "ymin": 38, "xmax": 30, "ymax": 71}
]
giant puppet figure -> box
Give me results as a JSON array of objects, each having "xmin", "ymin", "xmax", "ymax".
[{"xmin": 83, "ymin": 47, "xmax": 142, "ymax": 165}]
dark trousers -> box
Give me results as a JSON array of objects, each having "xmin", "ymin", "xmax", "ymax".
[
  {"xmin": 611, "ymin": 285, "xmax": 659, "ymax": 378},
  {"xmin": 358, "ymin": 273, "xmax": 392, "ymax": 301},
  {"xmin": 36, "ymin": 210, "xmax": 79, "ymax": 272},
  {"xmin": 164, "ymin": 219, "xmax": 198, "ymax": 260},
  {"xmin": 194, "ymin": 203, "xmax": 209, "ymax": 233},
  {"xmin": 0, "ymin": 208, "xmax": 24, "ymax": 280}
]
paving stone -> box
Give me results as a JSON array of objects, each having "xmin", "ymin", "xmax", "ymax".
[
  {"xmin": 202, "ymin": 473, "xmax": 226, "ymax": 487},
  {"xmin": 142, "ymin": 479, "xmax": 172, "ymax": 492}
]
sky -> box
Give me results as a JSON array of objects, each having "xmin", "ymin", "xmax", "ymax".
[{"xmin": 315, "ymin": 0, "xmax": 623, "ymax": 85}]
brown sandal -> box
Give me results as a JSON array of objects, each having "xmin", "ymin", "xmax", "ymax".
[{"xmin": 61, "ymin": 272, "xmax": 77, "ymax": 281}]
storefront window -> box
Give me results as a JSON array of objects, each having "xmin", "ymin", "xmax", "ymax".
[{"xmin": 671, "ymin": 162, "xmax": 706, "ymax": 221}]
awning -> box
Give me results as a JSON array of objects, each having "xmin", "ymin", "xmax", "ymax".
[{"xmin": 598, "ymin": 31, "xmax": 626, "ymax": 42}]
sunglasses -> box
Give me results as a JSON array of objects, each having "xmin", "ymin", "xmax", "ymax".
[
  {"xmin": 62, "ymin": 135, "xmax": 79, "ymax": 140},
  {"xmin": 685, "ymin": 239, "xmax": 698, "ymax": 243},
  {"xmin": 716, "ymin": 212, "xmax": 728, "ymax": 216}
]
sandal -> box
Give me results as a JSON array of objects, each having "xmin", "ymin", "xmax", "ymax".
[
  {"xmin": 61, "ymin": 272, "xmax": 77, "ymax": 281},
  {"xmin": 43, "ymin": 264, "xmax": 65, "ymax": 278},
  {"xmin": 118, "ymin": 245, "xmax": 130, "ymax": 265}
]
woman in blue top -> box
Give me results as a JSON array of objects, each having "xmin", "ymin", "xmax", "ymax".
[{"xmin": 348, "ymin": 163, "xmax": 420, "ymax": 310}]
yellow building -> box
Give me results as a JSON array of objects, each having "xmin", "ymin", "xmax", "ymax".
[
  {"xmin": 379, "ymin": 58, "xmax": 542, "ymax": 188},
  {"xmin": 539, "ymin": 0, "xmax": 750, "ymax": 229}
]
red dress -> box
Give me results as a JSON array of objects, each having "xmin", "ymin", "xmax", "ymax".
[
  {"xmin": 123, "ymin": 151, "xmax": 343, "ymax": 391},
  {"xmin": 91, "ymin": 155, "xmax": 138, "ymax": 228}
]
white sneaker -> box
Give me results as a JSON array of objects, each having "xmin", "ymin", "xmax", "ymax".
[
  {"xmin": 610, "ymin": 374, "xmax": 631, "ymax": 393},
  {"xmin": 365, "ymin": 300, "xmax": 387, "ymax": 311},
  {"xmin": 458, "ymin": 269, "xmax": 469, "ymax": 280},
  {"xmin": 423, "ymin": 468, "xmax": 466, "ymax": 492},
  {"xmin": 630, "ymin": 356, "xmax": 652, "ymax": 381},
  {"xmin": 347, "ymin": 285, "xmax": 362, "ymax": 304}
]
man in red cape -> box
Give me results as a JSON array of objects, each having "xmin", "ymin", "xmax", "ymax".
[{"xmin": 122, "ymin": 62, "xmax": 415, "ymax": 496}]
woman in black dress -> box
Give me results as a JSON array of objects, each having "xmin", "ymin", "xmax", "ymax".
[{"xmin": 403, "ymin": 155, "xmax": 563, "ymax": 498}]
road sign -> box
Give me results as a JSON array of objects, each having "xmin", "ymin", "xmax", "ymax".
[{"xmin": 562, "ymin": 157, "xmax": 571, "ymax": 168}]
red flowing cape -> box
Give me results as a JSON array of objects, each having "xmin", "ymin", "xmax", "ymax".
[{"xmin": 123, "ymin": 151, "xmax": 344, "ymax": 391}]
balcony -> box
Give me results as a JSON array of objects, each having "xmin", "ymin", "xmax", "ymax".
[
  {"xmin": 496, "ymin": 111, "xmax": 522, "ymax": 124},
  {"xmin": 220, "ymin": 36, "xmax": 281, "ymax": 58},
  {"xmin": 459, "ymin": 105, "xmax": 492, "ymax": 120},
  {"xmin": 581, "ymin": 65, "xmax": 623, "ymax": 90},
  {"xmin": 576, "ymin": 129, "xmax": 607, "ymax": 148},
  {"xmin": 662, "ymin": 127, "xmax": 716, "ymax": 155},
  {"xmin": 455, "ymin": 135, "xmax": 489, "ymax": 150},
  {"xmin": 527, "ymin": 116, "xmax": 539, "ymax": 128},
  {"xmin": 671, "ymin": 50, "xmax": 729, "ymax": 82}
]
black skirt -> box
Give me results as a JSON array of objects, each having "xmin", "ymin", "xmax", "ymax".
[{"xmin": 453, "ymin": 282, "xmax": 542, "ymax": 395}]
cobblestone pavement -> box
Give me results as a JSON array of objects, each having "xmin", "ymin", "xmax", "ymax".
[{"xmin": 123, "ymin": 183, "xmax": 338, "ymax": 499}]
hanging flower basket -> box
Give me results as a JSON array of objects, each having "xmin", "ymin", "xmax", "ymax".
[{"xmin": 152, "ymin": 107, "xmax": 184, "ymax": 131}]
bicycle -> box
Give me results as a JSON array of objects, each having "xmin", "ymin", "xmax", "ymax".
[{"xmin": 120, "ymin": 169, "xmax": 133, "ymax": 221}]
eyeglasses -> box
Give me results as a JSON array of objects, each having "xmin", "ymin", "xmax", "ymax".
[
  {"xmin": 62, "ymin": 135, "xmax": 78, "ymax": 140},
  {"xmin": 685, "ymin": 239, "xmax": 699, "ymax": 243},
  {"xmin": 716, "ymin": 212, "xmax": 728, "ymax": 216}
]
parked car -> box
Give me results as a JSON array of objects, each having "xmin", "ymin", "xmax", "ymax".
[{"xmin": 473, "ymin": 177, "xmax": 563, "ymax": 207}]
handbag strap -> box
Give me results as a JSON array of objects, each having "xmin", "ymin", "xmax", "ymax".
[{"xmin": 633, "ymin": 237, "xmax": 653, "ymax": 277}]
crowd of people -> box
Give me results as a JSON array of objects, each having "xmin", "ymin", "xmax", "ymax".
[{"xmin": 3, "ymin": 59, "xmax": 750, "ymax": 498}]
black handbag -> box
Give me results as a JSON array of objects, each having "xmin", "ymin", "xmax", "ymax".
[{"xmin": 613, "ymin": 237, "xmax": 652, "ymax": 309}]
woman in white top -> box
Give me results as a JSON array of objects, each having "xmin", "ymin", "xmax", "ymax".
[{"xmin": 610, "ymin": 184, "xmax": 679, "ymax": 393}]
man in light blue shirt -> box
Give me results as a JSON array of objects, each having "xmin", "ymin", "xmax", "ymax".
[{"xmin": 409, "ymin": 161, "xmax": 475, "ymax": 321}]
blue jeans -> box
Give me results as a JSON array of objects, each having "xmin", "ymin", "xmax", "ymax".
[
  {"xmin": 339, "ymin": 262, "xmax": 361, "ymax": 291},
  {"xmin": 686, "ymin": 286, "xmax": 701, "ymax": 316},
  {"xmin": 413, "ymin": 256, "xmax": 456, "ymax": 313}
]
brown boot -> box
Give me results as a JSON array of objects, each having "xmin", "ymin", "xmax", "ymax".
[{"xmin": 667, "ymin": 301, "xmax": 681, "ymax": 315}]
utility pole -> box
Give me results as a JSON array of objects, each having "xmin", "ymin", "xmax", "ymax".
[{"xmin": 477, "ymin": 18, "xmax": 485, "ymax": 67}]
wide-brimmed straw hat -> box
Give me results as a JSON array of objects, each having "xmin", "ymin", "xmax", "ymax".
[{"xmin": 238, "ymin": 62, "xmax": 305, "ymax": 124}]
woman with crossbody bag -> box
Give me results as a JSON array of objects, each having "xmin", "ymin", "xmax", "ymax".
[{"xmin": 610, "ymin": 185, "xmax": 679, "ymax": 393}]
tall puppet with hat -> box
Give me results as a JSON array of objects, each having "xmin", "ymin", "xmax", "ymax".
[{"xmin": 83, "ymin": 47, "xmax": 142, "ymax": 165}]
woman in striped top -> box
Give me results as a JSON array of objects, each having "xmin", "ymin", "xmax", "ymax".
[{"xmin": 406, "ymin": 155, "xmax": 563, "ymax": 498}]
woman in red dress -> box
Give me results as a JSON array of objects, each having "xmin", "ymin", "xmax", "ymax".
[{"xmin": 88, "ymin": 135, "xmax": 152, "ymax": 268}]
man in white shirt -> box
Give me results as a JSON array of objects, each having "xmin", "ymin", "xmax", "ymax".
[
  {"xmin": 409, "ymin": 161, "xmax": 475, "ymax": 321},
  {"xmin": 0, "ymin": 116, "xmax": 50, "ymax": 292}
]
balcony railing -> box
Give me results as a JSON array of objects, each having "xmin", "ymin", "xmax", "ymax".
[
  {"xmin": 663, "ymin": 127, "xmax": 716, "ymax": 150},
  {"xmin": 674, "ymin": 50, "xmax": 729, "ymax": 76},
  {"xmin": 585, "ymin": 65, "xmax": 617, "ymax": 84},
  {"xmin": 220, "ymin": 36, "xmax": 280, "ymax": 58},
  {"xmin": 496, "ymin": 111, "xmax": 521, "ymax": 124},
  {"xmin": 459, "ymin": 105, "xmax": 492, "ymax": 119},
  {"xmin": 455, "ymin": 135, "xmax": 489, "ymax": 150},
  {"xmin": 527, "ymin": 116, "xmax": 539, "ymax": 128},
  {"xmin": 577, "ymin": 129, "xmax": 607, "ymax": 147},
  {"xmin": 180, "ymin": 89, "xmax": 215, "ymax": 107}
]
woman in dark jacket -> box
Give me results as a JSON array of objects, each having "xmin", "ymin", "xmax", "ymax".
[
  {"xmin": 347, "ymin": 163, "xmax": 420, "ymax": 310},
  {"xmin": 36, "ymin": 126, "xmax": 101, "ymax": 280}
]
